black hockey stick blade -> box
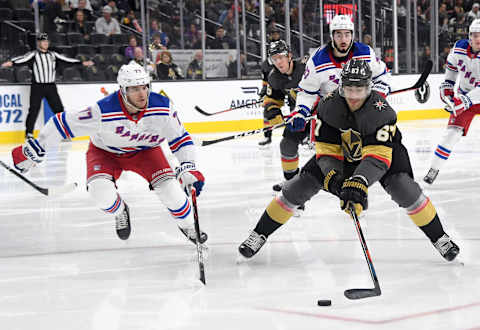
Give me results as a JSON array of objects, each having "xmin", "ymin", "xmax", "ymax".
[
  {"xmin": 191, "ymin": 187, "xmax": 206, "ymax": 285},
  {"xmin": 194, "ymin": 98, "xmax": 263, "ymax": 117},
  {"xmin": 390, "ymin": 60, "xmax": 433, "ymax": 95},
  {"xmin": 194, "ymin": 105, "xmax": 215, "ymax": 116},
  {"xmin": 344, "ymin": 288, "xmax": 381, "ymax": 300},
  {"xmin": 0, "ymin": 160, "xmax": 77, "ymax": 196}
]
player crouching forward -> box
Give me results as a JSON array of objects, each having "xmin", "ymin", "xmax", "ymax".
[
  {"xmin": 239, "ymin": 59, "xmax": 459, "ymax": 262},
  {"xmin": 12, "ymin": 62, "xmax": 207, "ymax": 243}
]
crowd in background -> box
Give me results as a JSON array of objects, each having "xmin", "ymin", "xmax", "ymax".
[{"xmin": 0, "ymin": 0, "xmax": 478, "ymax": 82}]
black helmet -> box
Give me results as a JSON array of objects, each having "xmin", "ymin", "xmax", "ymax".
[
  {"xmin": 36, "ymin": 33, "xmax": 48, "ymax": 41},
  {"xmin": 340, "ymin": 59, "xmax": 372, "ymax": 87},
  {"xmin": 268, "ymin": 40, "xmax": 290, "ymax": 58}
]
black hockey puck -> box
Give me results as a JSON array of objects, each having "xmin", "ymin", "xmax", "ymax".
[{"xmin": 317, "ymin": 299, "xmax": 332, "ymax": 306}]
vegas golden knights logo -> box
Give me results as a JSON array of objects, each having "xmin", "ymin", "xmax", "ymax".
[{"xmin": 340, "ymin": 128, "xmax": 362, "ymax": 162}]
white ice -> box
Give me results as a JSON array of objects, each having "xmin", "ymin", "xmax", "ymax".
[{"xmin": 0, "ymin": 119, "xmax": 479, "ymax": 330}]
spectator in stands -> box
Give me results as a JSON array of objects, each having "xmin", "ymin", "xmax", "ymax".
[
  {"xmin": 95, "ymin": 5, "xmax": 121, "ymax": 36},
  {"xmin": 124, "ymin": 34, "xmax": 138, "ymax": 59},
  {"xmin": 106, "ymin": 0, "xmax": 119, "ymax": 18},
  {"xmin": 67, "ymin": 0, "xmax": 93, "ymax": 11},
  {"xmin": 227, "ymin": 53, "xmax": 247, "ymax": 78},
  {"xmin": 121, "ymin": 9, "xmax": 142, "ymax": 33},
  {"xmin": 450, "ymin": 11, "xmax": 469, "ymax": 40},
  {"xmin": 69, "ymin": 9, "xmax": 92, "ymax": 42},
  {"xmin": 419, "ymin": 45, "xmax": 431, "ymax": 65},
  {"xmin": 362, "ymin": 34, "xmax": 372, "ymax": 47},
  {"xmin": 149, "ymin": 19, "xmax": 161, "ymax": 40},
  {"xmin": 268, "ymin": 27, "xmax": 281, "ymax": 42},
  {"xmin": 221, "ymin": 8, "xmax": 235, "ymax": 36},
  {"xmin": 130, "ymin": 47, "xmax": 156, "ymax": 78},
  {"xmin": 208, "ymin": 26, "xmax": 233, "ymax": 49},
  {"xmin": 468, "ymin": 3, "xmax": 480, "ymax": 20},
  {"xmin": 72, "ymin": 0, "xmax": 93, "ymax": 20},
  {"xmin": 439, "ymin": 46, "xmax": 451, "ymax": 71},
  {"xmin": 43, "ymin": 0, "xmax": 66, "ymax": 33},
  {"xmin": 149, "ymin": 33, "xmax": 167, "ymax": 52},
  {"xmin": 184, "ymin": 23, "xmax": 201, "ymax": 49},
  {"xmin": 439, "ymin": 3, "xmax": 449, "ymax": 23},
  {"xmin": 156, "ymin": 50, "xmax": 183, "ymax": 80},
  {"xmin": 186, "ymin": 50, "xmax": 203, "ymax": 79}
]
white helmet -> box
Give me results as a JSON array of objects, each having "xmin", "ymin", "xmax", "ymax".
[
  {"xmin": 329, "ymin": 14, "xmax": 354, "ymax": 40},
  {"xmin": 117, "ymin": 62, "xmax": 151, "ymax": 92},
  {"xmin": 117, "ymin": 62, "xmax": 151, "ymax": 109},
  {"xmin": 470, "ymin": 18, "xmax": 480, "ymax": 35}
]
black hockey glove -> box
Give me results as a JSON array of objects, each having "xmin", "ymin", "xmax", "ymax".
[
  {"xmin": 339, "ymin": 176, "xmax": 368, "ymax": 217},
  {"xmin": 323, "ymin": 169, "xmax": 343, "ymax": 197}
]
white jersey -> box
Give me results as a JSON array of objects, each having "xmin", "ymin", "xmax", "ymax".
[
  {"xmin": 444, "ymin": 39, "xmax": 480, "ymax": 105},
  {"xmin": 38, "ymin": 91, "xmax": 195, "ymax": 164},
  {"xmin": 296, "ymin": 42, "xmax": 391, "ymax": 113}
]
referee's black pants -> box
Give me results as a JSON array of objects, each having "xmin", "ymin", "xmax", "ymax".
[{"xmin": 26, "ymin": 83, "xmax": 64, "ymax": 136}]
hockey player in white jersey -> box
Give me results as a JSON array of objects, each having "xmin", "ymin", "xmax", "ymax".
[
  {"xmin": 11, "ymin": 62, "xmax": 207, "ymax": 243},
  {"xmin": 424, "ymin": 19, "xmax": 480, "ymax": 184},
  {"xmin": 276, "ymin": 14, "xmax": 391, "ymax": 191},
  {"xmin": 292, "ymin": 15, "xmax": 390, "ymax": 124}
]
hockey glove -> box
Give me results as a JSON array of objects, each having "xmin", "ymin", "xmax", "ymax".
[
  {"xmin": 339, "ymin": 176, "xmax": 368, "ymax": 217},
  {"xmin": 372, "ymin": 82, "xmax": 390, "ymax": 98},
  {"xmin": 323, "ymin": 169, "xmax": 343, "ymax": 197},
  {"xmin": 287, "ymin": 106, "xmax": 309, "ymax": 132},
  {"xmin": 439, "ymin": 80, "xmax": 455, "ymax": 106},
  {"xmin": 175, "ymin": 162, "xmax": 205, "ymax": 196},
  {"xmin": 11, "ymin": 137, "xmax": 45, "ymax": 173},
  {"xmin": 451, "ymin": 94, "xmax": 472, "ymax": 117}
]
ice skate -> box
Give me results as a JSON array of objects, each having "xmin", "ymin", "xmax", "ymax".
[
  {"xmin": 258, "ymin": 136, "xmax": 272, "ymax": 147},
  {"xmin": 272, "ymin": 181, "xmax": 284, "ymax": 192},
  {"xmin": 293, "ymin": 204, "xmax": 305, "ymax": 217},
  {"xmin": 115, "ymin": 203, "xmax": 131, "ymax": 240},
  {"xmin": 423, "ymin": 168, "xmax": 439, "ymax": 185},
  {"xmin": 238, "ymin": 230, "xmax": 267, "ymax": 259},
  {"xmin": 433, "ymin": 234, "xmax": 460, "ymax": 261},
  {"xmin": 179, "ymin": 225, "xmax": 208, "ymax": 245}
]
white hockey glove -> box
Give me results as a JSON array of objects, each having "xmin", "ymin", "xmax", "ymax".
[
  {"xmin": 439, "ymin": 80, "xmax": 455, "ymax": 106},
  {"xmin": 451, "ymin": 94, "xmax": 472, "ymax": 117},
  {"xmin": 371, "ymin": 82, "xmax": 390, "ymax": 98},
  {"xmin": 11, "ymin": 137, "xmax": 45, "ymax": 173},
  {"xmin": 175, "ymin": 162, "xmax": 205, "ymax": 196}
]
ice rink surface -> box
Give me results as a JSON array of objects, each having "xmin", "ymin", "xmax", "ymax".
[{"xmin": 0, "ymin": 118, "xmax": 480, "ymax": 330}]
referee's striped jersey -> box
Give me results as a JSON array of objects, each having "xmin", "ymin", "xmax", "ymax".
[{"xmin": 10, "ymin": 50, "xmax": 80, "ymax": 84}]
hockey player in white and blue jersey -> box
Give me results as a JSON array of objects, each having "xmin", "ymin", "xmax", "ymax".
[
  {"xmin": 424, "ymin": 19, "xmax": 480, "ymax": 184},
  {"xmin": 287, "ymin": 14, "xmax": 391, "ymax": 132},
  {"xmin": 11, "ymin": 62, "xmax": 207, "ymax": 243}
]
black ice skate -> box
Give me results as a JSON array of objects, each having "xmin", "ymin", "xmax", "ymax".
[
  {"xmin": 423, "ymin": 168, "xmax": 439, "ymax": 184},
  {"xmin": 115, "ymin": 203, "xmax": 131, "ymax": 240},
  {"xmin": 272, "ymin": 181, "xmax": 284, "ymax": 192},
  {"xmin": 433, "ymin": 234, "xmax": 460, "ymax": 261},
  {"xmin": 178, "ymin": 225, "xmax": 208, "ymax": 245},
  {"xmin": 238, "ymin": 230, "xmax": 267, "ymax": 258},
  {"xmin": 258, "ymin": 136, "xmax": 272, "ymax": 147}
]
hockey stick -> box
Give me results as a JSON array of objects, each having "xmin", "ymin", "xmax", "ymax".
[
  {"xmin": 344, "ymin": 205, "xmax": 381, "ymax": 300},
  {"xmin": 0, "ymin": 160, "xmax": 78, "ymax": 197},
  {"xmin": 444, "ymin": 98, "xmax": 457, "ymax": 116},
  {"xmin": 194, "ymin": 98, "xmax": 264, "ymax": 117},
  {"xmin": 201, "ymin": 116, "xmax": 315, "ymax": 146},
  {"xmin": 190, "ymin": 187, "xmax": 206, "ymax": 285},
  {"xmin": 390, "ymin": 60, "xmax": 433, "ymax": 95}
]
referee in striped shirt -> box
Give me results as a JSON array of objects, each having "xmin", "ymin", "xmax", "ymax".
[{"xmin": 1, "ymin": 33, "xmax": 93, "ymax": 138}]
